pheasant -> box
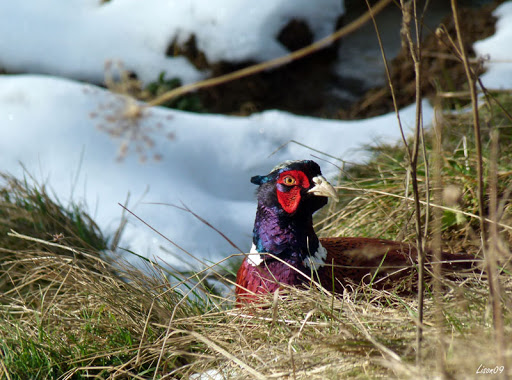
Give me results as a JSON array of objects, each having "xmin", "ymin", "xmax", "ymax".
[{"xmin": 236, "ymin": 160, "xmax": 475, "ymax": 303}]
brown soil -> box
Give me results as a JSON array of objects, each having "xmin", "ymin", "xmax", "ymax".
[
  {"xmin": 197, "ymin": 50, "xmax": 340, "ymax": 117},
  {"xmin": 170, "ymin": 2, "xmax": 502, "ymax": 119},
  {"xmin": 340, "ymin": 3, "xmax": 500, "ymax": 120},
  {"xmin": 168, "ymin": 18, "xmax": 342, "ymax": 117}
]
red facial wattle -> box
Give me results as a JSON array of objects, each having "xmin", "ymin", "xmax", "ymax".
[{"xmin": 276, "ymin": 170, "xmax": 310, "ymax": 214}]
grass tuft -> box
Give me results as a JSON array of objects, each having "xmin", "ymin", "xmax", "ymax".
[
  {"xmin": 1, "ymin": 152, "xmax": 511, "ymax": 378},
  {"xmin": 317, "ymin": 92, "xmax": 512, "ymax": 257}
]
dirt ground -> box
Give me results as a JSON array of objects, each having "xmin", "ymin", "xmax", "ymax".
[{"xmin": 179, "ymin": 2, "xmax": 501, "ymax": 119}]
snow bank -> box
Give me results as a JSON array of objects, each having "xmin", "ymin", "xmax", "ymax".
[
  {"xmin": 2, "ymin": 0, "xmax": 510, "ymax": 269},
  {"xmin": 0, "ymin": 75, "xmax": 432, "ymax": 267},
  {"xmin": 473, "ymin": 2, "xmax": 512, "ymax": 89},
  {"xmin": 0, "ymin": 0, "xmax": 342, "ymax": 85}
]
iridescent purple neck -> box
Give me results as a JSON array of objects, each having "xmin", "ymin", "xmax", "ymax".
[{"xmin": 252, "ymin": 204, "xmax": 319, "ymax": 260}]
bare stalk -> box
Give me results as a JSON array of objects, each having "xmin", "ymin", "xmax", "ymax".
[
  {"xmin": 365, "ymin": 0, "xmax": 406, "ymax": 150},
  {"xmin": 432, "ymin": 100, "xmax": 447, "ymax": 378},
  {"xmin": 450, "ymin": 0, "xmax": 506, "ymax": 373},
  {"xmin": 148, "ymin": 0, "xmax": 392, "ymax": 107},
  {"xmin": 399, "ymin": 0, "xmax": 426, "ymax": 363},
  {"xmin": 489, "ymin": 129, "xmax": 507, "ymax": 375}
]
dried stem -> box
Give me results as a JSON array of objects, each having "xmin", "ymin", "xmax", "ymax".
[
  {"xmin": 365, "ymin": 0, "xmax": 407, "ymax": 151},
  {"xmin": 489, "ymin": 129, "xmax": 507, "ymax": 374},
  {"xmin": 399, "ymin": 0, "xmax": 426, "ymax": 363},
  {"xmin": 147, "ymin": 0, "xmax": 392, "ymax": 107},
  {"xmin": 451, "ymin": 0, "xmax": 506, "ymax": 373},
  {"xmin": 432, "ymin": 100, "xmax": 447, "ymax": 378}
]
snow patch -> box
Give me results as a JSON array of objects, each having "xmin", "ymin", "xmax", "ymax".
[
  {"xmin": 473, "ymin": 2, "xmax": 512, "ymax": 89},
  {"xmin": 0, "ymin": 74, "xmax": 433, "ymax": 268},
  {"xmin": 0, "ymin": 0, "xmax": 343, "ymax": 85}
]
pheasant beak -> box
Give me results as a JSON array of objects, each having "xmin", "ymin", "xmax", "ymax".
[{"xmin": 308, "ymin": 175, "xmax": 339, "ymax": 202}]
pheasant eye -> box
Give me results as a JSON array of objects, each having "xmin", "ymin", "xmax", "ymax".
[{"xmin": 282, "ymin": 176, "xmax": 296, "ymax": 186}]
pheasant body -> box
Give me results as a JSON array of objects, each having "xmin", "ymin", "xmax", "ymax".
[{"xmin": 236, "ymin": 160, "xmax": 474, "ymax": 303}]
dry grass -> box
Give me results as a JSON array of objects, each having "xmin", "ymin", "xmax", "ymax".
[
  {"xmin": 1, "ymin": 143, "xmax": 511, "ymax": 379},
  {"xmin": 317, "ymin": 92, "xmax": 512, "ymax": 256},
  {"xmin": 2, "ymin": 2, "xmax": 512, "ymax": 379},
  {"xmin": 1, "ymin": 234, "xmax": 510, "ymax": 379}
]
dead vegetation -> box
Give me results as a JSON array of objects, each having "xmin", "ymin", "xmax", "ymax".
[
  {"xmin": 1, "ymin": 86, "xmax": 512, "ymax": 377},
  {"xmin": 1, "ymin": 217, "xmax": 510, "ymax": 378},
  {"xmin": 2, "ymin": 1, "xmax": 512, "ymax": 379}
]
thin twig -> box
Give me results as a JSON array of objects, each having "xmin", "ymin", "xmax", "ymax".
[
  {"xmin": 488, "ymin": 128, "xmax": 507, "ymax": 373},
  {"xmin": 365, "ymin": 0, "xmax": 407, "ymax": 152},
  {"xmin": 185, "ymin": 330, "xmax": 266, "ymax": 380},
  {"xmin": 146, "ymin": 201, "xmax": 243, "ymax": 253},
  {"xmin": 432, "ymin": 99, "xmax": 447, "ymax": 378},
  {"xmin": 147, "ymin": 0, "xmax": 393, "ymax": 107},
  {"xmin": 451, "ymin": 2, "xmax": 506, "ymax": 375},
  {"xmin": 399, "ymin": 0, "xmax": 426, "ymax": 362},
  {"xmin": 334, "ymin": 185, "xmax": 512, "ymax": 232}
]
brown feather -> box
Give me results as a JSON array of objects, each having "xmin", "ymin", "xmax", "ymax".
[{"xmin": 315, "ymin": 237, "xmax": 476, "ymax": 293}]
